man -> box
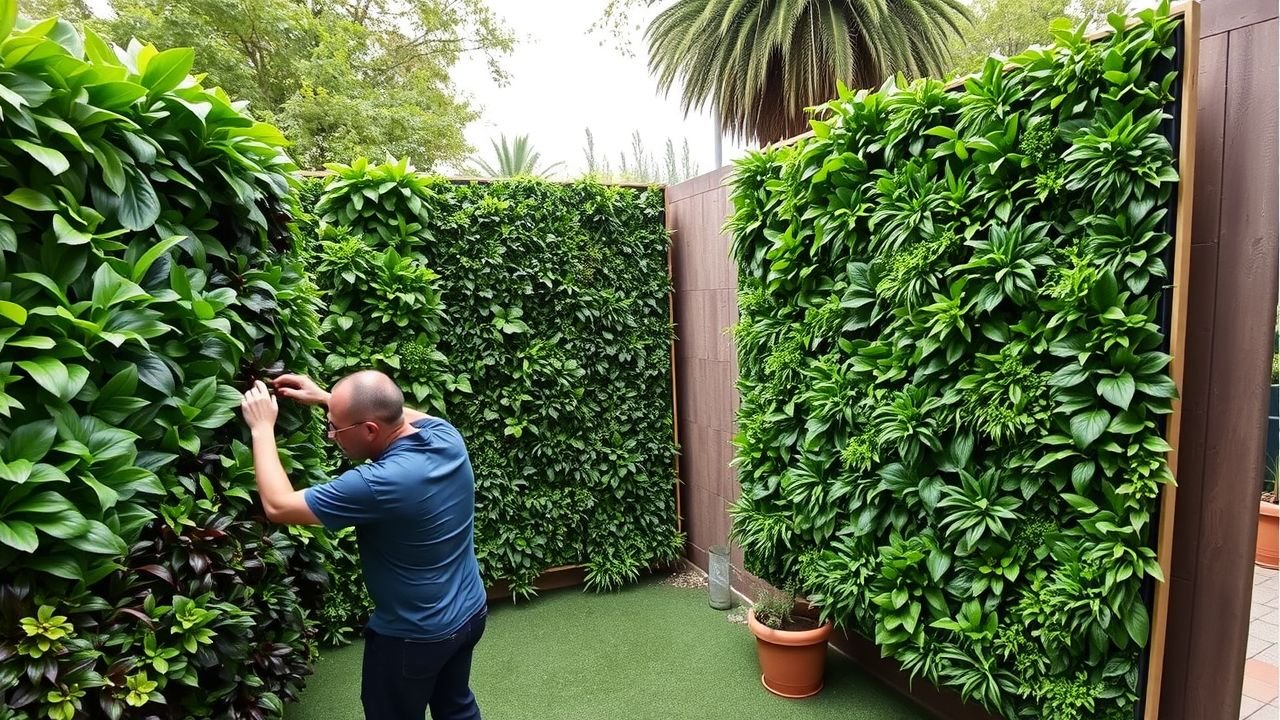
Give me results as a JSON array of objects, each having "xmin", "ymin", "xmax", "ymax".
[{"xmin": 239, "ymin": 370, "xmax": 487, "ymax": 720}]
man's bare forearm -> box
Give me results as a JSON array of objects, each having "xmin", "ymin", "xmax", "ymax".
[{"xmin": 250, "ymin": 428, "xmax": 296, "ymax": 518}]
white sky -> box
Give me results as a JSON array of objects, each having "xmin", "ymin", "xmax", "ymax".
[{"xmin": 447, "ymin": 0, "xmax": 748, "ymax": 179}]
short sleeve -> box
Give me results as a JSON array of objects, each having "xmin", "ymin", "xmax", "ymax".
[{"xmin": 305, "ymin": 468, "xmax": 382, "ymax": 530}]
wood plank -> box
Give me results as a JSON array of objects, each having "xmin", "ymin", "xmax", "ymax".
[
  {"xmin": 1170, "ymin": 247, "xmax": 1219, "ymax": 584},
  {"xmin": 1192, "ymin": 32, "xmax": 1229, "ymax": 246},
  {"xmin": 1200, "ymin": 0, "xmax": 1278, "ymax": 37},
  {"xmin": 1144, "ymin": 5, "xmax": 1200, "ymax": 717},
  {"xmin": 1180, "ymin": 18, "xmax": 1279, "ymax": 719},
  {"xmin": 667, "ymin": 194, "xmax": 683, "ymax": 536}
]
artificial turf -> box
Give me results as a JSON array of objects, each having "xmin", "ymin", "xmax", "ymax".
[{"xmin": 285, "ymin": 576, "xmax": 931, "ymax": 719}]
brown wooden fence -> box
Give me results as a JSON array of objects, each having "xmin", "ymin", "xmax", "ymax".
[{"xmin": 666, "ymin": 0, "xmax": 1278, "ymax": 716}]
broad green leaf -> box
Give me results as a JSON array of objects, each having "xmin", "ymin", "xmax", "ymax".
[
  {"xmin": 26, "ymin": 463, "xmax": 68, "ymax": 484},
  {"xmin": 12, "ymin": 139, "xmax": 69, "ymax": 175},
  {"xmin": 91, "ymin": 140, "xmax": 126, "ymax": 193},
  {"xmin": 15, "ymin": 271, "xmax": 69, "ymax": 306},
  {"xmin": 1124, "ymin": 603, "xmax": 1150, "ymax": 645},
  {"xmin": 53, "ymin": 214, "xmax": 92, "ymax": 245},
  {"xmin": 0, "ymin": 300, "xmax": 25, "ymax": 325},
  {"xmin": 1071, "ymin": 461, "xmax": 1097, "ymax": 494},
  {"xmin": 131, "ymin": 235, "xmax": 186, "ymax": 282},
  {"xmin": 25, "ymin": 554, "xmax": 83, "ymax": 580},
  {"xmin": 0, "ymin": 520, "xmax": 38, "ymax": 553},
  {"xmin": 65, "ymin": 519, "xmax": 126, "ymax": 556},
  {"xmin": 135, "ymin": 353, "xmax": 175, "ymax": 395},
  {"xmin": 82, "ymin": 28, "xmax": 117, "ymax": 67},
  {"xmin": 1098, "ymin": 374, "xmax": 1136, "ymax": 409},
  {"xmin": 116, "ymin": 166, "xmax": 161, "ymax": 231},
  {"xmin": 0, "ymin": 0, "xmax": 16, "ymax": 41},
  {"xmin": 6, "ymin": 420, "xmax": 56, "ymax": 462},
  {"xmin": 5, "ymin": 188, "xmax": 56, "ymax": 211},
  {"xmin": 11, "ymin": 490, "xmax": 74, "ymax": 515},
  {"xmin": 1070, "ymin": 409, "xmax": 1110, "ymax": 449},
  {"xmin": 85, "ymin": 81, "xmax": 147, "ymax": 110},
  {"xmin": 1061, "ymin": 493, "xmax": 1099, "ymax": 514},
  {"xmin": 0, "ymin": 458, "xmax": 32, "ymax": 484},
  {"xmin": 16, "ymin": 356, "xmax": 69, "ymax": 398},
  {"xmin": 141, "ymin": 47, "xmax": 193, "ymax": 94},
  {"xmin": 92, "ymin": 264, "xmax": 149, "ymax": 308},
  {"xmin": 8, "ymin": 336, "xmax": 54, "ymax": 349}
]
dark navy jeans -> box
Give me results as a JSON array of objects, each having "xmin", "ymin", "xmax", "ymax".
[{"xmin": 361, "ymin": 606, "xmax": 487, "ymax": 719}]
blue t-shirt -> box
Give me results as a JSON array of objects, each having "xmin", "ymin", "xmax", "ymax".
[{"xmin": 305, "ymin": 416, "xmax": 486, "ymax": 640}]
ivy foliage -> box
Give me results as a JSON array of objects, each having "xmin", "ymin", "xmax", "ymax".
[
  {"xmin": 303, "ymin": 160, "xmax": 683, "ymax": 609},
  {"xmin": 728, "ymin": 5, "xmax": 1183, "ymax": 719},
  {"xmin": 0, "ymin": 15, "xmax": 333, "ymax": 720}
]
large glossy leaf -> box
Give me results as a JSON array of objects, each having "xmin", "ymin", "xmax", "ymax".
[
  {"xmin": 11, "ymin": 138, "xmax": 69, "ymax": 175},
  {"xmin": 92, "ymin": 263, "xmax": 149, "ymax": 308},
  {"xmin": 5, "ymin": 420, "xmax": 56, "ymax": 462},
  {"xmin": 0, "ymin": 0, "xmax": 16, "ymax": 41},
  {"xmin": 5, "ymin": 187, "xmax": 56, "ymax": 211},
  {"xmin": 0, "ymin": 520, "xmax": 38, "ymax": 552},
  {"xmin": 140, "ymin": 47, "xmax": 193, "ymax": 94},
  {"xmin": 114, "ymin": 165, "xmax": 161, "ymax": 231},
  {"xmin": 65, "ymin": 519, "xmax": 126, "ymax": 555},
  {"xmin": 16, "ymin": 356, "xmax": 70, "ymax": 398},
  {"xmin": 0, "ymin": 300, "xmax": 26, "ymax": 324}
]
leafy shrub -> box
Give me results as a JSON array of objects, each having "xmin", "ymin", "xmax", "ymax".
[
  {"xmin": 727, "ymin": 5, "xmax": 1183, "ymax": 719},
  {"xmin": 0, "ymin": 15, "xmax": 331, "ymax": 719},
  {"xmin": 302, "ymin": 161, "xmax": 682, "ymax": 624}
]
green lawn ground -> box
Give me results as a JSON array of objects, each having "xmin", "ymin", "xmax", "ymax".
[{"xmin": 285, "ymin": 576, "xmax": 930, "ymax": 719}]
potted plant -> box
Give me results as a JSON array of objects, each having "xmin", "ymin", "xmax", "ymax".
[
  {"xmin": 746, "ymin": 582, "xmax": 834, "ymax": 698},
  {"xmin": 1259, "ymin": 456, "xmax": 1278, "ymax": 569}
]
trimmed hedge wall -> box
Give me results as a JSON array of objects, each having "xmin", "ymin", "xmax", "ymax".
[{"xmin": 728, "ymin": 5, "xmax": 1183, "ymax": 719}]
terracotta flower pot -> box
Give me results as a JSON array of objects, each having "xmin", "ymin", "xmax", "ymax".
[
  {"xmin": 1258, "ymin": 500, "xmax": 1279, "ymax": 569},
  {"xmin": 747, "ymin": 608, "xmax": 834, "ymax": 698}
]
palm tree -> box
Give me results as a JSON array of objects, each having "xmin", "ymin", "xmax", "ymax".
[
  {"xmin": 468, "ymin": 134, "xmax": 564, "ymax": 178},
  {"xmin": 646, "ymin": 0, "xmax": 972, "ymax": 146}
]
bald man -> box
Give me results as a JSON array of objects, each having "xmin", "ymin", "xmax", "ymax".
[{"xmin": 240, "ymin": 370, "xmax": 486, "ymax": 720}]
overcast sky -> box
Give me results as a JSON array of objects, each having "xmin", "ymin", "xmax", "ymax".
[{"xmin": 447, "ymin": 0, "xmax": 748, "ymax": 179}]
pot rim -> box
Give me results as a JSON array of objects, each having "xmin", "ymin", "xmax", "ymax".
[
  {"xmin": 1262, "ymin": 500, "xmax": 1280, "ymax": 517},
  {"xmin": 747, "ymin": 608, "xmax": 834, "ymax": 647}
]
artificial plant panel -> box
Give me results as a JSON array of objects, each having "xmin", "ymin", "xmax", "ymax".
[
  {"xmin": 306, "ymin": 164, "xmax": 682, "ymax": 603},
  {"xmin": 728, "ymin": 5, "xmax": 1186, "ymax": 719}
]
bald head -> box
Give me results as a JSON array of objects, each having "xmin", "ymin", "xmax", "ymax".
[{"xmin": 331, "ymin": 370, "xmax": 405, "ymax": 425}]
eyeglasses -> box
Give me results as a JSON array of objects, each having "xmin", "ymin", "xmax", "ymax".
[{"xmin": 326, "ymin": 419, "xmax": 365, "ymax": 438}]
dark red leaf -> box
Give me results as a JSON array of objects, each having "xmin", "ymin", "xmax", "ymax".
[{"xmin": 136, "ymin": 564, "xmax": 174, "ymax": 585}]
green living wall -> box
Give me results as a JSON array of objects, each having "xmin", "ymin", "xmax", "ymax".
[
  {"xmin": 300, "ymin": 160, "xmax": 682, "ymax": 617},
  {"xmin": 0, "ymin": 13, "xmax": 334, "ymax": 720},
  {"xmin": 728, "ymin": 5, "xmax": 1183, "ymax": 720}
]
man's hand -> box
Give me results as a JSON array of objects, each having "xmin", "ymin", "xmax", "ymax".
[
  {"xmin": 273, "ymin": 374, "xmax": 331, "ymax": 406},
  {"xmin": 241, "ymin": 380, "xmax": 278, "ymax": 433}
]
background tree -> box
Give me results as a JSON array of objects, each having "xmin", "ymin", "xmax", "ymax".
[
  {"xmin": 19, "ymin": 0, "xmax": 515, "ymax": 169},
  {"xmin": 643, "ymin": 0, "xmax": 971, "ymax": 145},
  {"xmin": 947, "ymin": 0, "xmax": 1129, "ymax": 76},
  {"xmin": 468, "ymin": 134, "xmax": 564, "ymax": 177}
]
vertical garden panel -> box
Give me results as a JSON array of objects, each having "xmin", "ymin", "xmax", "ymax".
[{"xmin": 726, "ymin": 5, "xmax": 1195, "ymax": 719}]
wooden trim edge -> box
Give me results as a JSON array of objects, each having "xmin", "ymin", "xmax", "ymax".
[{"xmin": 1144, "ymin": 3, "xmax": 1200, "ymax": 719}]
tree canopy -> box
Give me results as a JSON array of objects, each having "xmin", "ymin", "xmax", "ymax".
[{"xmin": 20, "ymin": 0, "xmax": 514, "ymax": 169}]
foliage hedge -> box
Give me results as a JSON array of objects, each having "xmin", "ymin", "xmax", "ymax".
[
  {"xmin": 728, "ymin": 5, "xmax": 1182, "ymax": 719},
  {"xmin": 0, "ymin": 14, "xmax": 333, "ymax": 720},
  {"xmin": 300, "ymin": 161, "xmax": 682, "ymax": 627}
]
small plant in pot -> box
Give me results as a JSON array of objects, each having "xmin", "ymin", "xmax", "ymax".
[
  {"xmin": 747, "ymin": 581, "xmax": 834, "ymax": 698},
  {"xmin": 1259, "ymin": 456, "xmax": 1278, "ymax": 569}
]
